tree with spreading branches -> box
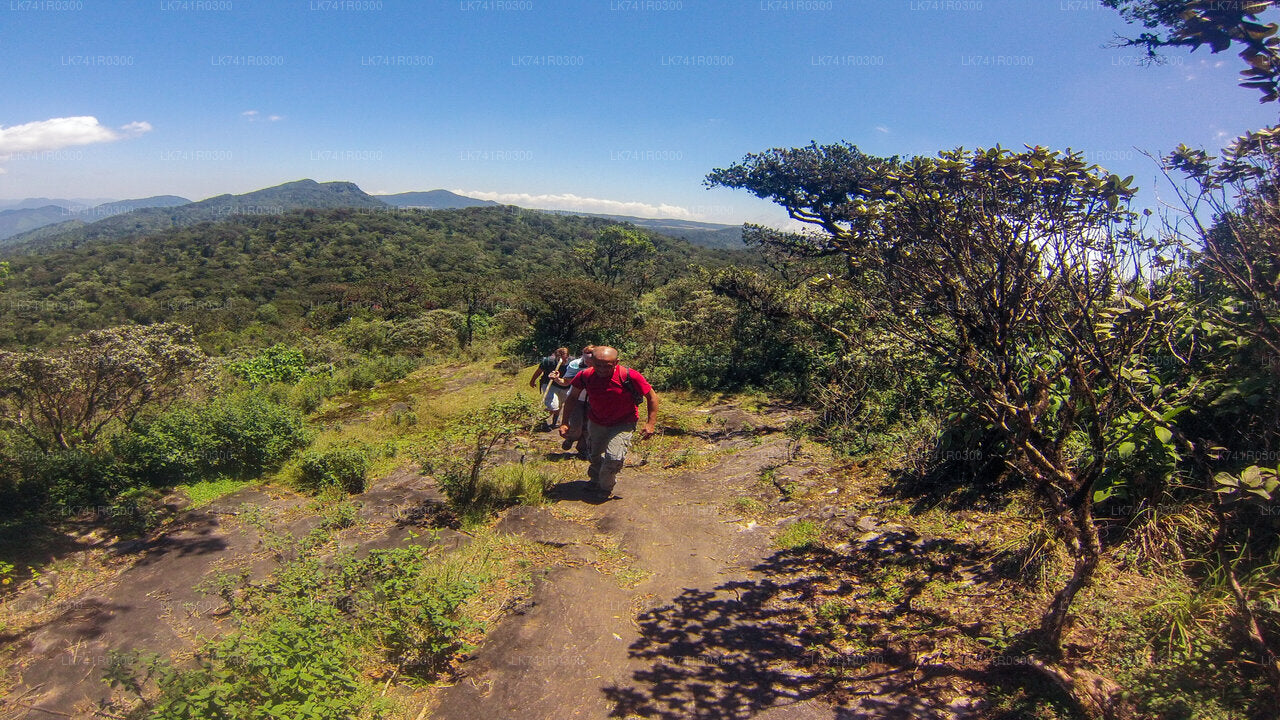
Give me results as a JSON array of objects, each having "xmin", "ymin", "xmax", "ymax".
[{"xmin": 709, "ymin": 142, "xmax": 1178, "ymax": 717}]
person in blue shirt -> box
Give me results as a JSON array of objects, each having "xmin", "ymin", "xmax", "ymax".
[{"xmin": 559, "ymin": 345, "xmax": 593, "ymax": 455}]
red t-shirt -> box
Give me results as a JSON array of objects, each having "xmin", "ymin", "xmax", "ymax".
[{"xmin": 570, "ymin": 365, "xmax": 652, "ymax": 427}]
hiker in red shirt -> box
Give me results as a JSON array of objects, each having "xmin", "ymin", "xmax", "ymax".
[{"xmin": 559, "ymin": 345, "xmax": 659, "ymax": 499}]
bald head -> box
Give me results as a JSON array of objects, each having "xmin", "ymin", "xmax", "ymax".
[{"xmin": 590, "ymin": 346, "xmax": 619, "ymax": 372}]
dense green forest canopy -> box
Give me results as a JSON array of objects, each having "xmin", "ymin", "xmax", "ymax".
[{"xmin": 0, "ymin": 206, "xmax": 747, "ymax": 350}]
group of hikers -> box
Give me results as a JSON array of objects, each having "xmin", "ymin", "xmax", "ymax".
[{"xmin": 528, "ymin": 345, "xmax": 658, "ymax": 499}]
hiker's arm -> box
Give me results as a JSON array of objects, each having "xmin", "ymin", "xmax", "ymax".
[
  {"xmin": 640, "ymin": 390, "xmax": 659, "ymax": 438},
  {"xmin": 529, "ymin": 366, "xmax": 543, "ymax": 388},
  {"xmin": 559, "ymin": 393, "xmax": 579, "ymax": 437}
]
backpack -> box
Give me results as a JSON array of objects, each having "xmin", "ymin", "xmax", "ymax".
[{"xmin": 620, "ymin": 366, "xmax": 645, "ymax": 407}]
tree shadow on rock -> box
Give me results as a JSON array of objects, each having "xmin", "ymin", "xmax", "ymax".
[{"xmin": 603, "ymin": 546, "xmax": 992, "ymax": 719}]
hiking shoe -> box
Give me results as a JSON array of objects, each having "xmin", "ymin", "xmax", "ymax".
[{"xmin": 561, "ymin": 437, "xmax": 575, "ymax": 450}]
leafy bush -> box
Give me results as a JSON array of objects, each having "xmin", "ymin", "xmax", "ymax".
[
  {"xmin": 114, "ymin": 391, "xmax": 310, "ymax": 486},
  {"xmin": 332, "ymin": 317, "xmax": 396, "ymax": 355},
  {"xmin": 287, "ymin": 355, "xmax": 419, "ymax": 412},
  {"xmin": 417, "ymin": 395, "xmax": 540, "ymax": 508},
  {"xmin": 297, "ymin": 443, "xmax": 373, "ymax": 494},
  {"xmin": 106, "ymin": 486, "xmax": 168, "ymax": 537},
  {"xmin": 389, "ymin": 310, "xmax": 465, "ymax": 355},
  {"xmin": 108, "ymin": 542, "xmax": 489, "ymax": 717},
  {"xmin": 31, "ymin": 445, "xmax": 126, "ymax": 518},
  {"xmin": 226, "ymin": 344, "xmax": 312, "ymax": 385},
  {"xmin": 338, "ymin": 547, "xmax": 483, "ymax": 672},
  {"xmin": 143, "ymin": 618, "xmax": 372, "ymax": 720}
]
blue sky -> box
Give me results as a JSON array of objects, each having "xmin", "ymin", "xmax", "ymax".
[{"xmin": 0, "ymin": 0, "xmax": 1275, "ymax": 226}]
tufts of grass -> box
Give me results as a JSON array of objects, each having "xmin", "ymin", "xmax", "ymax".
[
  {"xmin": 733, "ymin": 496, "xmax": 767, "ymax": 518},
  {"xmin": 988, "ymin": 516, "xmax": 1068, "ymax": 592},
  {"xmin": 776, "ymin": 519, "xmax": 822, "ymax": 550},
  {"xmin": 477, "ymin": 462, "xmax": 555, "ymax": 508},
  {"xmin": 176, "ymin": 477, "xmax": 251, "ymax": 509},
  {"xmin": 1117, "ymin": 501, "xmax": 1216, "ymax": 571}
]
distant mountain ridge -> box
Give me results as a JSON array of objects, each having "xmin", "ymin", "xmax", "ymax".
[
  {"xmin": 538, "ymin": 210, "xmax": 744, "ymax": 249},
  {"xmin": 0, "ymin": 206, "xmax": 74, "ymax": 241},
  {"xmin": 1, "ymin": 180, "xmax": 744, "ymax": 253},
  {"xmin": 0, "ymin": 197, "xmax": 116, "ymax": 212},
  {"xmin": 376, "ymin": 190, "xmax": 498, "ymax": 209},
  {"xmin": 2, "ymin": 180, "xmax": 387, "ymax": 252},
  {"xmin": 0, "ymin": 196, "xmax": 191, "ymax": 242}
]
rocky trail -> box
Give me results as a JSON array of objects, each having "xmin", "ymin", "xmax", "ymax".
[{"xmin": 1, "ymin": 402, "xmax": 984, "ymax": 720}]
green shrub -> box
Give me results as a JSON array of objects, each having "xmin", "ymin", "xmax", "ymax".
[
  {"xmin": 107, "ymin": 486, "xmax": 167, "ymax": 536},
  {"xmin": 144, "ymin": 617, "xmax": 372, "ymax": 720},
  {"xmin": 108, "ymin": 543, "xmax": 487, "ymax": 718},
  {"xmin": 286, "ymin": 355, "xmax": 418, "ymax": 413},
  {"xmin": 317, "ymin": 498, "xmax": 361, "ymax": 530},
  {"xmin": 31, "ymin": 445, "xmax": 126, "ymax": 519},
  {"xmin": 332, "ymin": 317, "xmax": 396, "ymax": 354},
  {"xmin": 226, "ymin": 344, "xmax": 312, "ymax": 385},
  {"xmin": 114, "ymin": 391, "xmax": 310, "ymax": 486},
  {"xmin": 297, "ymin": 444, "xmax": 372, "ymax": 494},
  {"xmin": 292, "ymin": 381, "xmax": 328, "ymax": 414},
  {"xmin": 418, "ymin": 395, "xmax": 540, "ymax": 508},
  {"xmin": 338, "ymin": 547, "xmax": 482, "ymax": 672},
  {"xmin": 389, "ymin": 310, "xmax": 465, "ymax": 355}
]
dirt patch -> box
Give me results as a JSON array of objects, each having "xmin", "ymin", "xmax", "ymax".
[
  {"xmin": 425, "ymin": 401, "xmax": 993, "ymax": 719},
  {"xmin": 424, "ymin": 402, "xmax": 966, "ymax": 720},
  {"xmin": 0, "ymin": 468, "xmax": 458, "ymax": 720}
]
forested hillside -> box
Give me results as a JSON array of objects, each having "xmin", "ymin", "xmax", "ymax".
[
  {"xmin": 0, "ymin": 180, "xmax": 387, "ymax": 253},
  {"xmin": 0, "ymin": 206, "xmax": 746, "ymax": 349}
]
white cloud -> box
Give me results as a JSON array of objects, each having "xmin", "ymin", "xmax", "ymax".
[
  {"xmin": 0, "ymin": 116, "xmax": 150, "ymax": 157},
  {"xmin": 456, "ymin": 190, "xmax": 697, "ymax": 219},
  {"xmin": 243, "ymin": 110, "xmax": 283, "ymax": 122},
  {"xmin": 875, "ymin": 125, "xmax": 890, "ymax": 134}
]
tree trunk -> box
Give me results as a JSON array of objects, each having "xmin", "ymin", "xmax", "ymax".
[
  {"xmin": 1039, "ymin": 499, "xmax": 1103, "ymax": 654},
  {"xmin": 1213, "ymin": 496, "xmax": 1280, "ymax": 702},
  {"xmin": 1039, "ymin": 550, "xmax": 1098, "ymax": 652},
  {"xmin": 1025, "ymin": 657, "xmax": 1134, "ymax": 720}
]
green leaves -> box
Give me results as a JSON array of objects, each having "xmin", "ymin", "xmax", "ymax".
[
  {"xmin": 573, "ymin": 225, "xmax": 657, "ymax": 291},
  {"xmin": 227, "ymin": 344, "xmax": 313, "ymax": 385},
  {"xmin": 1215, "ymin": 464, "xmax": 1280, "ymax": 500},
  {"xmin": 297, "ymin": 442, "xmax": 373, "ymax": 495}
]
